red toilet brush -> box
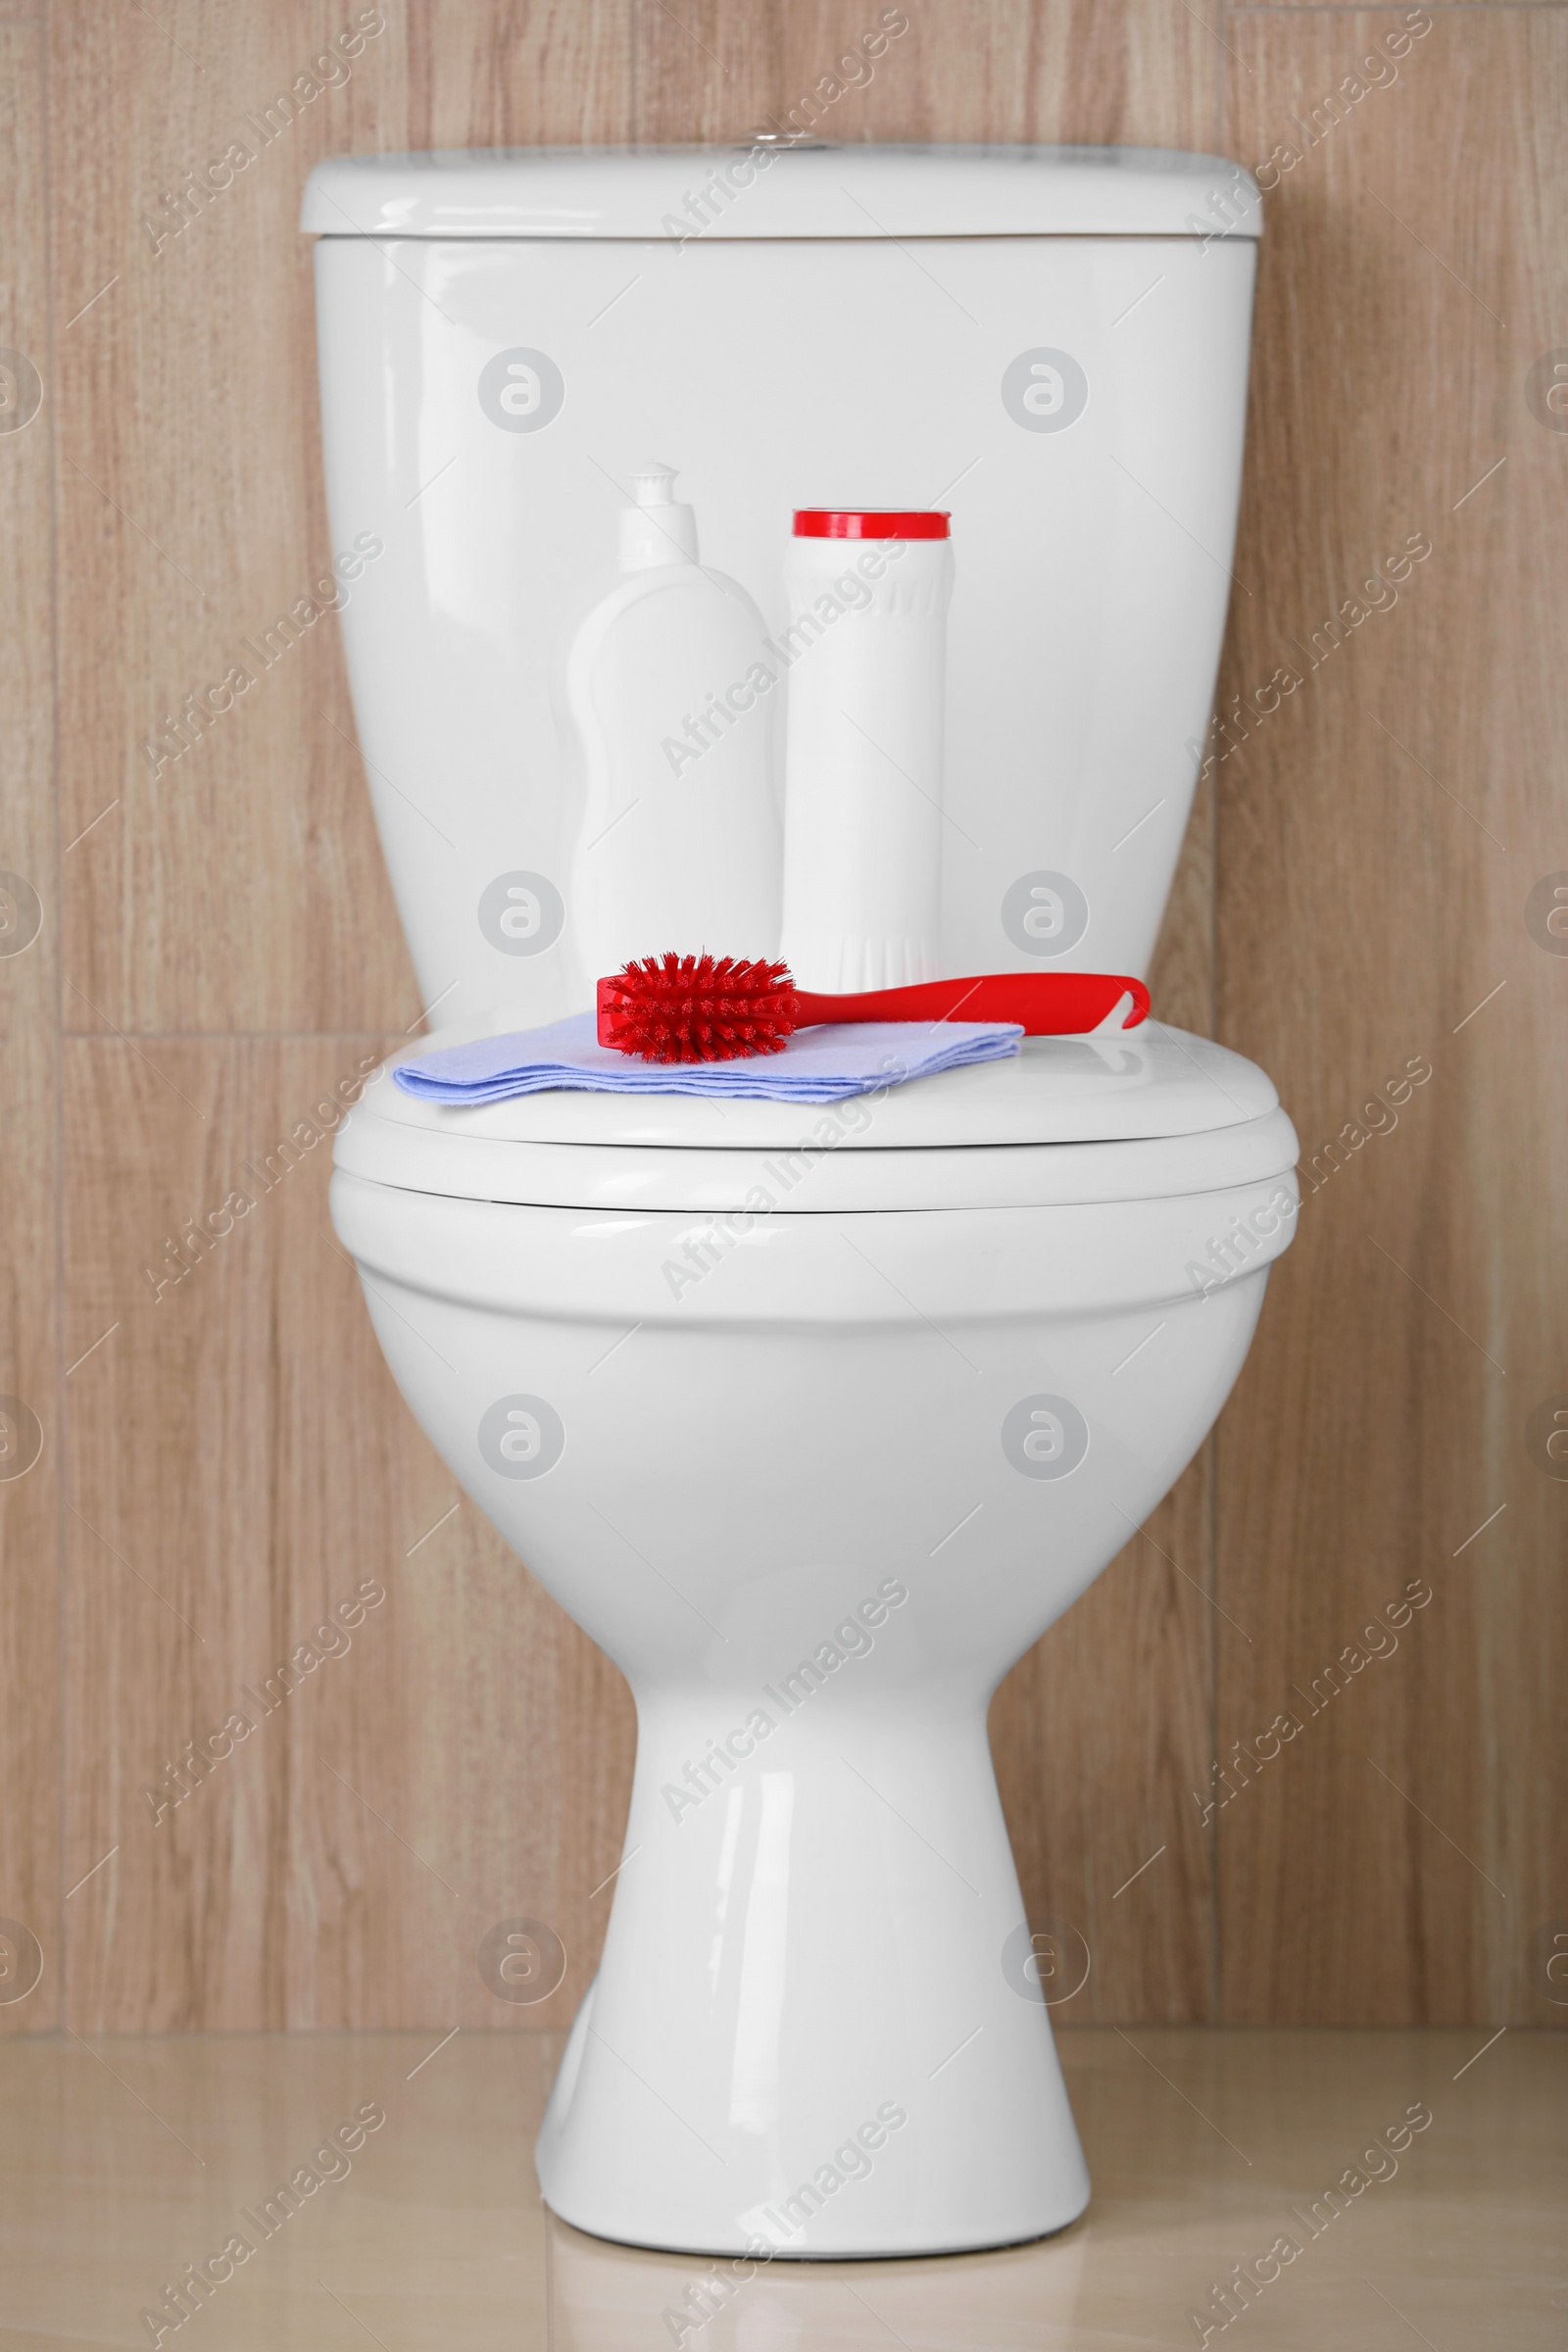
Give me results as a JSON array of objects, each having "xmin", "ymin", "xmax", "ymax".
[{"xmin": 598, "ymin": 953, "xmax": 1150, "ymax": 1064}]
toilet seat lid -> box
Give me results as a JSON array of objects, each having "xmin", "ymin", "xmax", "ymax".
[{"xmin": 333, "ymin": 1020, "xmax": 1298, "ymax": 1211}]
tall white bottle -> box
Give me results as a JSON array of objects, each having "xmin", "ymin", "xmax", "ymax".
[
  {"xmin": 556, "ymin": 464, "xmax": 781, "ymax": 991},
  {"xmin": 779, "ymin": 508, "xmax": 954, "ymax": 992}
]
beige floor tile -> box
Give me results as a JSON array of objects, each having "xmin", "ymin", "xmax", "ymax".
[{"xmin": 2, "ymin": 2026, "xmax": 1560, "ymax": 2348}]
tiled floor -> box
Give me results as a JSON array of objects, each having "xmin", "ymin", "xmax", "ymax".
[{"xmin": 1, "ymin": 2026, "xmax": 1560, "ymax": 2348}]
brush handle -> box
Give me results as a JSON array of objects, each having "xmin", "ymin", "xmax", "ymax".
[{"xmin": 791, "ymin": 971, "xmax": 1150, "ymax": 1034}]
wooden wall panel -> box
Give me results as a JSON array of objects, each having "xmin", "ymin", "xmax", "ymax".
[
  {"xmin": 0, "ymin": 17, "xmax": 60, "ymax": 2034},
  {"xmin": 50, "ymin": 0, "xmax": 418, "ymax": 1034},
  {"xmin": 4, "ymin": 0, "xmax": 1559, "ymax": 2034},
  {"xmin": 407, "ymin": 0, "xmax": 633, "ymax": 148},
  {"xmin": 638, "ymin": 0, "xmax": 1221, "ymax": 148},
  {"xmin": 62, "ymin": 1036, "xmax": 633, "ymax": 2030},
  {"xmin": 46, "ymin": 0, "xmax": 640, "ymax": 2033},
  {"xmin": 1213, "ymin": 8, "xmax": 1568, "ymax": 2020}
]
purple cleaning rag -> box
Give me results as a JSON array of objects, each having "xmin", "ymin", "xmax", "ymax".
[{"xmin": 394, "ymin": 1011, "xmax": 1022, "ymax": 1106}]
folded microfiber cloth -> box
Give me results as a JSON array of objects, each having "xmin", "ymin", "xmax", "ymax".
[{"xmin": 394, "ymin": 1011, "xmax": 1022, "ymax": 1106}]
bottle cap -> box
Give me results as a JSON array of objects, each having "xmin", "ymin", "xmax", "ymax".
[
  {"xmin": 793, "ymin": 509, "xmax": 951, "ymax": 540},
  {"xmin": 631, "ymin": 462, "xmax": 679, "ymax": 508},
  {"xmin": 620, "ymin": 462, "xmax": 699, "ymax": 567}
]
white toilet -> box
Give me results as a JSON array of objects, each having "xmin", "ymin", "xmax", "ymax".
[{"xmin": 307, "ymin": 142, "xmax": 1297, "ymax": 2258}]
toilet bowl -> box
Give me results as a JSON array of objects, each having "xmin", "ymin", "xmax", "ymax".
[{"xmin": 331, "ymin": 1019, "xmax": 1298, "ymax": 2254}]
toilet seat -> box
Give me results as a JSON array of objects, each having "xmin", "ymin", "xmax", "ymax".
[{"xmin": 335, "ymin": 1020, "xmax": 1298, "ymax": 1212}]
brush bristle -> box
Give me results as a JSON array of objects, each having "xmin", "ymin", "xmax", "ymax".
[{"xmin": 598, "ymin": 953, "xmax": 800, "ymax": 1062}]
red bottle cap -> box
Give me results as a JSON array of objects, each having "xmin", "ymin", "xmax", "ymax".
[{"xmin": 793, "ymin": 509, "xmax": 951, "ymax": 540}]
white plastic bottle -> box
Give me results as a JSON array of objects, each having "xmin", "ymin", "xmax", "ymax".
[
  {"xmin": 779, "ymin": 508, "xmax": 954, "ymax": 992},
  {"xmin": 555, "ymin": 464, "xmax": 782, "ymax": 992}
]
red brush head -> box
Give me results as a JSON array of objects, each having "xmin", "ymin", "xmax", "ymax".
[{"xmin": 598, "ymin": 954, "xmax": 800, "ymax": 1062}]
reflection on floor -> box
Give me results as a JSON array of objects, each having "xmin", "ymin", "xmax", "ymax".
[{"xmin": 0, "ymin": 2026, "xmax": 1560, "ymax": 2348}]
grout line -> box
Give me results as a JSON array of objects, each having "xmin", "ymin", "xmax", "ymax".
[{"xmin": 65, "ymin": 981, "xmax": 209, "ymax": 1121}]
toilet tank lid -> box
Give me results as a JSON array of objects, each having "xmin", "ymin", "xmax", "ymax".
[{"xmin": 300, "ymin": 143, "xmax": 1262, "ymax": 241}]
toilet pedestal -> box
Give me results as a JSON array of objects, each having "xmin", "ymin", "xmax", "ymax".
[{"xmin": 536, "ymin": 1694, "xmax": 1090, "ymax": 2258}]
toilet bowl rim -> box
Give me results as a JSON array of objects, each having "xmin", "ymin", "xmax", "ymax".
[{"xmin": 330, "ymin": 1158, "xmax": 1300, "ymax": 1328}]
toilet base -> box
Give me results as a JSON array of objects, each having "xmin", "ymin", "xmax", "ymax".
[
  {"xmin": 542, "ymin": 2169, "xmax": 1086, "ymax": 2264},
  {"xmin": 533, "ymin": 1702, "xmax": 1092, "ymax": 2260}
]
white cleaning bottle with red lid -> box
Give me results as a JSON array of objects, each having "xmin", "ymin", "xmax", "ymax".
[
  {"xmin": 779, "ymin": 507, "xmax": 954, "ymax": 992},
  {"xmin": 555, "ymin": 462, "xmax": 782, "ymax": 992}
]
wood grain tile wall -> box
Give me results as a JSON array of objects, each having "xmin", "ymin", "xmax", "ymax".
[
  {"xmin": 1, "ymin": 0, "xmax": 1561, "ymax": 2034},
  {"xmin": 1216, "ymin": 3, "xmax": 1568, "ymax": 2024}
]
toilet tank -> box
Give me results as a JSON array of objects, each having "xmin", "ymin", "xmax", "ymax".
[{"xmin": 303, "ymin": 144, "xmax": 1259, "ymax": 1025}]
